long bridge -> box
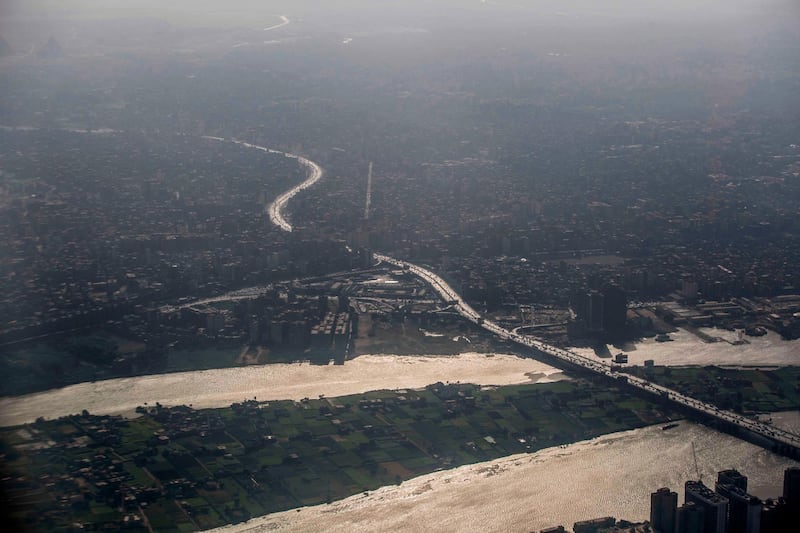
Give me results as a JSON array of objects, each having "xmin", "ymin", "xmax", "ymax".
[
  {"xmin": 218, "ymin": 135, "xmax": 800, "ymax": 460},
  {"xmin": 374, "ymin": 254, "xmax": 800, "ymax": 459}
]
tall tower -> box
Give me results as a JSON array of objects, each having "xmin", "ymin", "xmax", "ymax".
[
  {"xmin": 685, "ymin": 480, "xmax": 728, "ymax": 533},
  {"xmin": 717, "ymin": 469, "xmax": 748, "ymax": 492},
  {"xmin": 716, "ymin": 486, "xmax": 760, "ymax": 533},
  {"xmin": 784, "ymin": 467, "xmax": 800, "ymax": 508},
  {"xmin": 784, "ymin": 466, "xmax": 800, "ymax": 522},
  {"xmin": 676, "ymin": 501, "xmax": 704, "ymax": 533},
  {"xmin": 364, "ymin": 161, "xmax": 373, "ymax": 220},
  {"xmin": 651, "ymin": 487, "xmax": 678, "ymax": 533},
  {"xmin": 714, "ymin": 469, "xmax": 759, "ymax": 533}
]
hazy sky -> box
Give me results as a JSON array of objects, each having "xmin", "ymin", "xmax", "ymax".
[
  {"xmin": 3, "ymin": 0, "xmax": 798, "ymax": 22},
  {"xmin": 1, "ymin": 0, "xmax": 796, "ymax": 53}
]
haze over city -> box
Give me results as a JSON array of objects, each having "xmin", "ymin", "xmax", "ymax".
[{"xmin": 1, "ymin": 1, "xmax": 799, "ymax": 532}]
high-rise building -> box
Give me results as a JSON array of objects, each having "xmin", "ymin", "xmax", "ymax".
[
  {"xmin": 573, "ymin": 516, "xmax": 615, "ymax": 533},
  {"xmin": 760, "ymin": 498, "xmax": 788, "ymax": 533},
  {"xmin": 676, "ymin": 501, "xmax": 704, "ymax": 533},
  {"xmin": 680, "ymin": 275, "xmax": 699, "ymax": 303},
  {"xmin": 715, "ymin": 469, "xmax": 759, "ymax": 533},
  {"xmin": 598, "ymin": 521, "xmax": 652, "ymax": 532},
  {"xmin": 685, "ymin": 480, "xmax": 728, "ymax": 533},
  {"xmin": 601, "ymin": 284, "xmax": 627, "ymax": 336},
  {"xmin": 716, "ymin": 485, "xmax": 760, "ymax": 533},
  {"xmin": 717, "ymin": 469, "xmax": 748, "ymax": 492},
  {"xmin": 651, "ymin": 487, "xmax": 678, "ymax": 533},
  {"xmin": 784, "ymin": 467, "xmax": 800, "ymax": 508},
  {"xmin": 784, "ymin": 467, "xmax": 800, "ymax": 523},
  {"xmin": 588, "ymin": 290, "xmax": 605, "ymax": 331},
  {"xmin": 572, "ymin": 285, "xmax": 627, "ymax": 337}
]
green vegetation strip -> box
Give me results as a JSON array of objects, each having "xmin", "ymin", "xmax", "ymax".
[
  {"xmin": 1, "ymin": 379, "xmax": 675, "ymax": 532},
  {"xmin": 624, "ymin": 366, "xmax": 800, "ymax": 414}
]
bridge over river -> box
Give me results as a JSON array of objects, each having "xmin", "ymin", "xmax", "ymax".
[
  {"xmin": 374, "ymin": 254, "xmax": 800, "ymax": 459},
  {"xmin": 223, "ymin": 137, "xmax": 800, "ymax": 460}
]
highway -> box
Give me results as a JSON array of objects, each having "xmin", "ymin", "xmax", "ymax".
[
  {"xmin": 202, "ymin": 136, "xmax": 324, "ymax": 232},
  {"xmin": 374, "ymin": 254, "xmax": 800, "ymax": 452},
  {"xmin": 224, "ymin": 139, "xmax": 800, "ymax": 455},
  {"xmin": 263, "ymin": 15, "xmax": 290, "ymax": 32}
]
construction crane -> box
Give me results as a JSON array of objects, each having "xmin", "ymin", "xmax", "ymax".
[{"xmin": 691, "ymin": 441, "xmax": 702, "ymax": 482}]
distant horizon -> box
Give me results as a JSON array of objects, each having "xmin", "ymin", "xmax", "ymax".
[{"xmin": 1, "ymin": 0, "xmax": 799, "ymax": 531}]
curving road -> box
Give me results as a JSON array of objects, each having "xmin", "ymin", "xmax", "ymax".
[
  {"xmin": 4, "ymin": 125, "xmax": 797, "ymax": 454},
  {"xmin": 202, "ymin": 136, "xmax": 323, "ymax": 232},
  {"xmin": 374, "ymin": 254, "xmax": 800, "ymax": 451},
  {"xmin": 221, "ymin": 139, "xmax": 800, "ymax": 455},
  {"xmin": 264, "ymin": 15, "xmax": 290, "ymax": 32}
]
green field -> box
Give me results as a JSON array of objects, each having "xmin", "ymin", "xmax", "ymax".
[
  {"xmin": 624, "ymin": 366, "xmax": 800, "ymax": 414},
  {"xmin": 1, "ymin": 378, "xmax": 673, "ymax": 531}
]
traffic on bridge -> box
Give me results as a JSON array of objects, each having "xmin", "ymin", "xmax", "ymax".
[
  {"xmin": 375, "ymin": 254, "xmax": 800, "ymax": 452},
  {"xmin": 222, "ymin": 133, "xmax": 800, "ymax": 457}
]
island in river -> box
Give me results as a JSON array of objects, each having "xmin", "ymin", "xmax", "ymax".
[
  {"xmin": 5, "ymin": 365, "xmax": 800, "ymax": 532},
  {"xmin": 3, "ymin": 378, "xmax": 673, "ymax": 531}
]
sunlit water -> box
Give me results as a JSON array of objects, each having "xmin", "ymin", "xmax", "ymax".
[
  {"xmin": 0, "ymin": 353, "xmax": 564, "ymax": 426},
  {"xmin": 212, "ymin": 422, "xmax": 798, "ymax": 533},
  {"xmin": 4, "ymin": 117, "xmax": 798, "ymax": 531},
  {"xmin": 570, "ymin": 327, "xmax": 800, "ymax": 367},
  {"xmin": 3, "ymin": 326, "xmax": 798, "ymax": 427},
  {"xmin": 3, "ymin": 333, "xmax": 798, "ymax": 531},
  {"xmin": 762, "ymin": 410, "xmax": 800, "ymax": 436}
]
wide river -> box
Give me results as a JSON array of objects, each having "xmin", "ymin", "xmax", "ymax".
[
  {"xmin": 3, "ymin": 337, "xmax": 799, "ymax": 531},
  {"xmin": 3, "ymin": 326, "xmax": 796, "ymax": 427},
  {"xmin": 212, "ymin": 421, "xmax": 798, "ymax": 533},
  {"xmin": 0, "ymin": 353, "xmax": 564, "ymax": 427},
  {"xmin": 570, "ymin": 327, "xmax": 800, "ymax": 367},
  {"xmin": 2, "ymin": 127, "xmax": 800, "ymax": 530}
]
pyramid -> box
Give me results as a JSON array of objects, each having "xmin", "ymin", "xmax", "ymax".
[
  {"xmin": 37, "ymin": 37, "xmax": 64, "ymax": 59},
  {"xmin": 0, "ymin": 35, "xmax": 11, "ymax": 57}
]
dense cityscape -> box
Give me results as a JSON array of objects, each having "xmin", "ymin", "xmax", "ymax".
[{"xmin": 1, "ymin": 1, "xmax": 799, "ymax": 532}]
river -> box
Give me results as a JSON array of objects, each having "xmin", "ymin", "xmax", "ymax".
[
  {"xmin": 0, "ymin": 353, "xmax": 564, "ymax": 427},
  {"xmin": 212, "ymin": 421, "xmax": 798, "ymax": 533},
  {"xmin": 570, "ymin": 327, "xmax": 800, "ymax": 367},
  {"xmin": 4, "ymin": 126, "xmax": 800, "ymax": 531},
  {"xmin": 3, "ymin": 324, "xmax": 798, "ymax": 427}
]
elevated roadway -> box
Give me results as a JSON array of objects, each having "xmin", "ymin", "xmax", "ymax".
[
  {"xmin": 202, "ymin": 136, "xmax": 323, "ymax": 232},
  {"xmin": 375, "ymin": 254, "xmax": 800, "ymax": 458},
  {"xmin": 225, "ymin": 137, "xmax": 800, "ymax": 459}
]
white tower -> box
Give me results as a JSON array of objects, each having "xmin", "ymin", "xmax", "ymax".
[{"xmin": 364, "ymin": 161, "xmax": 373, "ymax": 220}]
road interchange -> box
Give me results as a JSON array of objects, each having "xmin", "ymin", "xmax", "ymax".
[
  {"xmin": 229, "ymin": 139, "xmax": 800, "ymax": 456},
  {"xmin": 374, "ymin": 254, "xmax": 800, "ymax": 451}
]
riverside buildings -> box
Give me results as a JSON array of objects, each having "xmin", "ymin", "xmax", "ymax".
[
  {"xmin": 537, "ymin": 467, "xmax": 800, "ymax": 533},
  {"xmin": 643, "ymin": 468, "xmax": 800, "ymax": 533}
]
